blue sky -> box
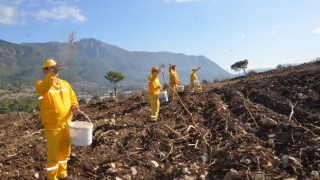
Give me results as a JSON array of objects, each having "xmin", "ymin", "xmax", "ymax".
[{"xmin": 1, "ymin": 0, "xmax": 320, "ymax": 72}]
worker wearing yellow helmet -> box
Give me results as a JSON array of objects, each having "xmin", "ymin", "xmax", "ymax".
[
  {"xmin": 148, "ymin": 65, "xmax": 163, "ymax": 122},
  {"xmin": 169, "ymin": 64, "xmax": 180, "ymax": 100},
  {"xmin": 35, "ymin": 59, "xmax": 80, "ymax": 180},
  {"xmin": 190, "ymin": 67, "xmax": 201, "ymax": 92}
]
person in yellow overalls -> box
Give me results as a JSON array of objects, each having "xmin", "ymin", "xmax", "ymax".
[
  {"xmin": 169, "ymin": 64, "xmax": 180, "ymax": 100},
  {"xmin": 148, "ymin": 66, "xmax": 163, "ymax": 122},
  {"xmin": 35, "ymin": 59, "xmax": 80, "ymax": 180},
  {"xmin": 190, "ymin": 67, "xmax": 201, "ymax": 92}
]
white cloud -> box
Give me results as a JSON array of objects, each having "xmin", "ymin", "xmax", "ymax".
[
  {"xmin": 271, "ymin": 30, "xmax": 277, "ymax": 34},
  {"xmin": 241, "ymin": 34, "xmax": 245, "ymax": 38},
  {"xmin": 312, "ymin": 28, "xmax": 320, "ymax": 34},
  {"xmin": 0, "ymin": 1, "xmax": 86, "ymax": 25},
  {"xmin": 164, "ymin": 0, "xmax": 201, "ymax": 3},
  {"xmin": 35, "ymin": 5, "xmax": 86, "ymax": 23},
  {"xmin": 0, "ymin": 4, "xmax": 17, "ymax": 24}
]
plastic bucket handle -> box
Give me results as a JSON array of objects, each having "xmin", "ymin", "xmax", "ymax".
[{"xmin": 78, "ymin": 110, "xmax": 92, "ymax": 124}]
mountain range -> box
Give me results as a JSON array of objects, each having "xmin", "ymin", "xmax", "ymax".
[{"xmin": 0, "ymin": 38, "xmax": 232, "ymax": 89}]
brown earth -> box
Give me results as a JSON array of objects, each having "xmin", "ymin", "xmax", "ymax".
[{"xmin": 1, "ymin": 61, "xmax": 320, "ymax": 179}]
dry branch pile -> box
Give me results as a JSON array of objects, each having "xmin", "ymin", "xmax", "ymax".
[{"xmin": 1, "ymin": 61, "xmax": 320, "ymax": 179}]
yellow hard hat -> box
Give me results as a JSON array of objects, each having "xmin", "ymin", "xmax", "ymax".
[
  {"xmin": 151, "ymin": 66, "xmax": 158, "ymax": 71},
  {"xmin": 42, "ymin": 59, "xmax": 56, "ymax": 69}
]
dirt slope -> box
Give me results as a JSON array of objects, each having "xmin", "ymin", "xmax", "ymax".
[{"xmin": 1, "ymin": 61, "xmax": 320, "ymax": 179}]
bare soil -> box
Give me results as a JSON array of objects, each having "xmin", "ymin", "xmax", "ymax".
[{"xmin": 1, "ymin": 61, "xmax": 320, "ymax": 179}]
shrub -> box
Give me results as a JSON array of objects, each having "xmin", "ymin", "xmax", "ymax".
[
  {"xmin": 202, "ymin": 79, "xmax": 209, "ymax": 84},
  {"xmin": 78, "ymin": 98, "xmax": 87, "ymax": 105},
  {"xmin": 248, "ymin": 70, "xmax": 257, "ymax": 75},
  {"xmin": 213, "ymin": 79, "xmax": 220, "ymax": 83},
  {"xmin": 276, "ymin": 64, "xmax": 283, "ymax": 70},
  {"xmin": 0, "ymin": 100, "xmax": 10, "ymax": 114},
  {"xmin": 117, "ymin": 90, "xmax": 126, "ymax": 101},
  {"xmin": 18, "ymin": 96, "xmax": 38, "ymax": 113},
  {"xmin": 0, "ymin": 96, "xmax": 38, "ymax": 114},
  {"xmin": 91, "ymin": 95, "xmax": 100, "ymax": 101},
  {"xmin": 141, "ymin": 89, "xmax": 148, "ymax": 97}
]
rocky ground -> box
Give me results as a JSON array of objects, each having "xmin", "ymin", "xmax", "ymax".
[{"xmin": 1, "ymin": 61, "xmax": 320, "ymax": 179}]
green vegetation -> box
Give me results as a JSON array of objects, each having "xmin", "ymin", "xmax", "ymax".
[
  {"xmin": 91, "ymin": 95, "xmax": 101, "ymax": 101},
  {"xmin": 0, "ymin": 96, "xmax": 38, "ymax": 114},
  {"xmin": 78, "ymin": 98, "xmax": 87, "ymax": 105},
  {"xmin": 0, "ymin": 38, "xmax": 233, "ymax": 88},
  {"xmin": 0, "ymin": 80, "xmax": 23, "ymax": 92},
  {"xmin": 231, "ymin": 59, "xmax": 249, "ymax": 75},
  {"xmin": 105, "ymin": 71, "xmax": 125, "ymax": 97}
]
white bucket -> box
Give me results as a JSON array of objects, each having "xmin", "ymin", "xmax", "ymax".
[
  {"xmin": 158, "ymin": 91, "xmax": 169, "ymax": 104},
  {"xmin": 69, "ymin": 121, "xmax": 93, "ymax": 146},
  {"xmin": 194, "ymin": 80, "xmax": 200, "ymax": 87},
  {"xmin": 176, "ymin": 85, "xmax": 184, "ymax": 92}
]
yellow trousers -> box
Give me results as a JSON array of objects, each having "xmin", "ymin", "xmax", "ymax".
[
  {"xmin": 149, "ymin": 94, "xmax": 160, "ymax": 121},
  {"xmin": 44, "ymin": 125, "xmax": 71, "ymax": 180},
  {"xmin": 190, "ymin": 80, "xmax": 202, "ymax": 92},
  {"xmin": 170, "ymin": 84, "xmax": 178, "ymax": 100}
]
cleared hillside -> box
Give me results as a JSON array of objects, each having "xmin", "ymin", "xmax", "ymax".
[{"xmin": 1, "ymin": 61, "xmax": 320, "ymax": 179}]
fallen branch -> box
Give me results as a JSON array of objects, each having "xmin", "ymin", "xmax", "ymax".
[
  {"xmin": 161, "ymin": 142, "xmax": 174, "ymax": 162},
  {"xmin": 255, "ymin": 155, "xmax": 261, "ymax": 172},
  {"xmin": 87, "ymin": 171, "xmax": 99, "ymax": 178},
  {"xmin": 161, "ymin": 72, "xmax": 194, "ymax": 123},
  {"xmin": 118, "ymin": 142, "xmax": 129, "ymax": 155},
  {"xmin": 194, "ymin": 140, "xmax": 199, "ymax": 149},
  {"xmin": 27, "ymin": 129, "xmax": 43, "ymax": 137},
  {"xmin": 213, "ymin": 142, "xmax": 232, "ymax": 156},
  {"xmin": 6, "ymin": 153, "xmax": 17, "ymax": 157},
  {"xmin": 186, "ymin": 125, "xmax": 196, "ymax": 133},
  {"xmin": 287, "ymin": 100, "xmax": 316, "ymax": 136},
  {"xmin": 163, "ymin": 124, "xmax": 187, "ymax": 140},
  {"xmin": 208, "ymin": 160, "xmax": 216, "ymax": 166},
  {"xmin": 243, "ymin": 100, "xmax": 259, "ymax": 128},
  {"xmin": 288, "ymin": 100, "xmax": 298, "ymax": 122},
  {"xmin": 176, "ymin": 111, "xmax": 183, "ymax": 119},
  {"xmin": 202, "ymin": 130, "xmax": 210, "ymax": 147},
  {"xmin": 162, "ymin": 72, "xmax": 210, "ymax": 150},
  {"xmin": 97, "ymin": 130, "xmax": 116, "ymax": 141}
]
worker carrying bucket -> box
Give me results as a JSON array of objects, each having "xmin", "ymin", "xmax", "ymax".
[
  {"xmin": 36, "ymin": 58, "xmax": 80, "ymax": 180},
  {"xmin": 190, "ymin": 67, "xmax": 201, "ymax": 92},
  {"xmin": 148, "ymin": 64, "xmax": 165, "ymax": 122}
]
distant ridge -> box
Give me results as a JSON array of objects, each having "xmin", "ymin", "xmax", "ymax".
[{"xmin": 0, "ymin": 38, "xmax": 233, "ymax": 88}]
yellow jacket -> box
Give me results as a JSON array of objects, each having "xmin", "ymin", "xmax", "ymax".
[
  {"xmin": 148, "ymin": 73, "xmax": 161, "ymax": 95},
  {"xmin": 169, "ymin": 66, "xmax": 179, "ymax": 85},
  {"xmin": 35, "ymin": 72, "xmax": 78, "ymax": 127},
  {"xmin": 190, "ymin": 69, "xmax": 199, "ymax": 82}
]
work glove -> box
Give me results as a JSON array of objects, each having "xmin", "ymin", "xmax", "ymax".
[
  {"xmin": 71, "ymin": 105, "xmax": 80, "ymax": 116},
  {"xmin": 53, "ymin": 61, "xmax": 65, "ymax": 74}
]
